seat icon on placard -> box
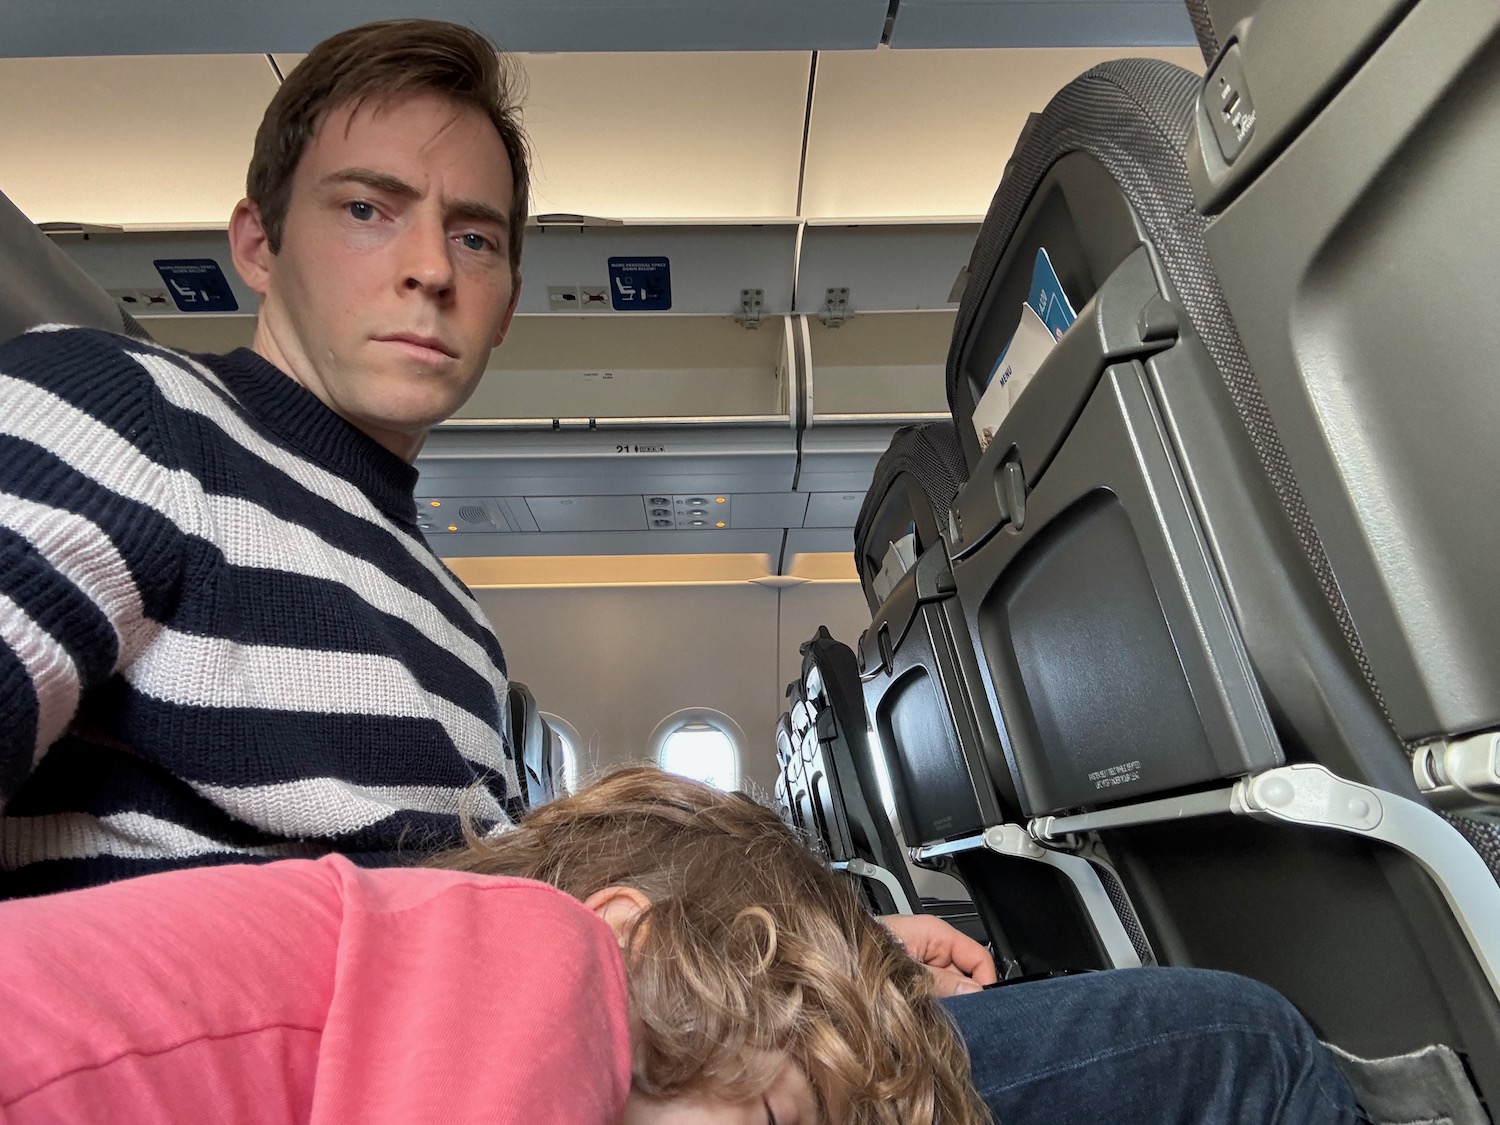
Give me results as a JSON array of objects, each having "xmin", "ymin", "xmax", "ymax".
[
  {"xmin": 153, "ymin": 259, "xmax": 239, "ymax": 313},
  {"xmin": 607, "ymin": 256, "xmax": 671, "ymax": 311}
]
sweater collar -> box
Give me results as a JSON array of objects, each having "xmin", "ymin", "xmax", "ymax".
[{"xmin": 199, "ymin": 348, "xmax": 421, "ymax": 521}]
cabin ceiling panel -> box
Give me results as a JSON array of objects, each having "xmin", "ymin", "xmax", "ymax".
[
  {"xmin": 0, "ymin": 55, "xmax": 276, "ymax": 227},
  {"xmin": 802, "ymin": 45, "xmax": 1204, "ymax": 220},
  {"xmin": 2, "ymin": 1, "xmax": 889, "ymax": 57},
  {"xmin": 731, "ymin": 493, "xmax": 811, "ymax": 529},
  {"xmin": 526, "ymin": 495, "xmax": 651, "ymax": 533},
  {"xmin": 785, "ymin": 528, "xmax": 864, "ymax": 561},
  {"xmin": 803, "ymin": 491, "xmax": 872, "ymax": 529},
  {"xmin": 887, "ymin": 0, "xmax": 1196, "ymax": 48}
]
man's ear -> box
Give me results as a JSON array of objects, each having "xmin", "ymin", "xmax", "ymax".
[
  {"xmin": 228, "ymin": 198, "xmax": 273, "ymax": 298},
  {"xmin": 493, "ymin": 274, "xmax": 521, "ymax": 347},
  {"xmin": 582, "ymin": 885, "xmax": 651, "ymax": 949}
]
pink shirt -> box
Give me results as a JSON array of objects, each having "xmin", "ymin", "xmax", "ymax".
[{"xmin": 0, "ymin": 855, "xmax": 633, "ymax": 1123}]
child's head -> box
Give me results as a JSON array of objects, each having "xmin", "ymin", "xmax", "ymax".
[{"xmin": 437, "ymin": 766, "xmax": 988, "ymax": 1125}]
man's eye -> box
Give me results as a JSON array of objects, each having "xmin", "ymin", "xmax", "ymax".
[
  {"xmin": 458, "ymin": 232, "xmax": 495, "ymax": 252},
  {"xmin": 347, "ymin": 201, "xmax": 376, "ymax": 221}
]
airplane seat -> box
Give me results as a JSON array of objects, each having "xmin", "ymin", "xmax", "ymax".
[
  {"xmin": 773, "ymin": 711, "xmax": 803, "ymax": 831},
  {"xmin": 855, "ymin": 422, "xmax": 1150, "ymax": 974},
  {"xmin": 852, "ymin": 420, "xmax": 968, "ymax": 614},
  {"xmin": 790, "ymin": 627, "xmax": 919, "ymax": 917},
  {"xmin": 506, "ymin": 681, "xmax": 555, "ymax": 808},
  {"xmin": 546, "ymin": 729, "xmax": 570, "ymax": 798},
  {"xmin": 0, "ymin": 187, "xmax": 152, "ymax": 344},
  {"xmin": 780, "ymin": 691, "xmax": 825, "ymax": 842},
  {"xmin": 941, "ymin": 19, "xmax": 1500, "ymax": 1110}
]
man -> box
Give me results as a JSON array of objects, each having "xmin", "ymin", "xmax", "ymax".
[
  {"xmin": 0, "ymin": 20, "xmax": 1370, "ymax": 1123},
  {"xmin": 0, "ymin": 20, "xmax": 529, "ymax": 896}
]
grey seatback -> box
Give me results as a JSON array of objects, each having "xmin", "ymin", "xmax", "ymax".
[
  {"xmin": 782, "ymin": 694, "xmax": 822, "ymax": 841},
  {"xmin": 797, "ymin": 627, "xmax": 918, "ymax": 917},
  {"xmin": 852, "ymin": 421, "xmax": 968, "ymax": 614},
  {"xmin": 773, "ymin": 712, "xmax": 801, "ymax": 830},
  {"xmin": 506, "ymin": 681, "xmax": 555, "ymax": 809},
  {"xmin": 1187, "ymin": 0, "xmax": 1500, "ymax": 772},
  {"xmin": 857, "ymin": 425, "xmax": 1129, "ymax": 972},
  {"xmin": 948, "ymin": 59, "xmax": 1289, "ymax": 814},
  {"xmin": 0, "ymin": 188, "xmax": 149, "ymax": 344},
  {"xmin": 943, "ymin": 48, "xmax": 1500, "ymax": 1098}
]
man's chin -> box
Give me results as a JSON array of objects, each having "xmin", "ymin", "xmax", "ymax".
[{"xmin": 339, "ymin": 397, "xmax": 452, "ymax": 453}]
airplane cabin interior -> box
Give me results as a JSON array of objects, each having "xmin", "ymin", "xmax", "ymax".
[{"xmin": 4, "ymin": 0, "xmax": 1500, "ymax": 1118}]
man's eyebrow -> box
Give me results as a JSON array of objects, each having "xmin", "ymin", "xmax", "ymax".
[
  {"xmin": 321, "ymin": 168, "xmax": 509, "ymax": 232},
  {"xmin": 447, "ymin": 198, "xmax": 511, "ymax": 233},
  {"xmin": 321, "ymin": 167, "xmax": 418, "ymax": 198}
]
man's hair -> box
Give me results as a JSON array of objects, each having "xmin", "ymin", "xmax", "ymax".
[
  {"xmin": 436, "ymin": 767, "xmax": 989, "ymax": 1125},
  {"xmin": 246, "ymin": 19, "xmax": 531, "ymax": 273}
]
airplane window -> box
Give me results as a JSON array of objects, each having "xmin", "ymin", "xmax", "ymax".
[
  {"xmin": 651, "ymin": 709, "xmax": 744, "ymax": 791},
  {"xmin": 540, "ymin": 711, "xmax": 582, "ymax": 795}
]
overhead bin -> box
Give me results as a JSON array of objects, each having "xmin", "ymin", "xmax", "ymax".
[
  {"xmin": 804, "ymin": 310, "xmax": 952, "ymax": 420},
  {"xmin": 797, "ymin": 223, "xmax": 977, "ymax": 313},
  {"xmin": 796, "ymin": 304, "xmax": 952, "ymax": 536},
  {"xmin": 0, "ymin": 54, "xmax": 274, "ymax": 227},
  {"xmin": 457, "ymin": 314, "xmax": 792, "ymax": 423},
  {"xmin": 2, "ymin": 4, "xmax": 888, "ymax": 61},
  {"xmin": 885, "ymin": 0, "xmax": 1196, "ymax": 49},
  {"xmin": 802, "ymin": 47, "xmax": 1204, "ymax": 222},
  {"xmin": 514, "ymin": 51, "xmax": 811, "ymax": 220},
  {"xmin": 513, "ymin": 223, "xmax": 797, "ymax": 316},
  {"xmin": 49, "ymin": 222, "xmax": 799, "ymax": 322},
  {"xmin": 51, "ymin": 230, "xmax": 259, "ymax": 322}
]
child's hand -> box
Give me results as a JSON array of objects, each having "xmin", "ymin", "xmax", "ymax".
[{"xmin": 878, "ymin": 914, "xmax": 999, "ymax": 997}]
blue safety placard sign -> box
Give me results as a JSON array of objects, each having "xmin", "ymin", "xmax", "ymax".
[
  {"xmin": 153, "ymin": 259, "xmax": 240, "ymax": 313},
  {"xmin": 607, "ymin": 256, "xmax": 672, "ymax": 311}
]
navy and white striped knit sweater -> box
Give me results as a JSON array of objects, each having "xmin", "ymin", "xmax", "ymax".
[{"xmin": 0, "ymin": 326, "xmax": 521, "ymax": 899}]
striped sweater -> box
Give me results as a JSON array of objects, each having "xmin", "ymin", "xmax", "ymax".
[{"xmin": 0, "ymin": 326, "xmax": 520, "ymax": 898}]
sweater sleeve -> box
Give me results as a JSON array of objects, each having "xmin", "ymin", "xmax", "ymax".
[
  {"xmin": 0, "ymin": 327, "xmax": 191, "ymax": 804},
  {"xmin": 0, "ymin": 856, "xmax": 633, "ymax": 1125}
]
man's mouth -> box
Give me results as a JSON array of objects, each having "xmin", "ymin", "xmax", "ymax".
[{"xmin": 375, "ymin": 333, "xmax": 458, "ymax": 362}]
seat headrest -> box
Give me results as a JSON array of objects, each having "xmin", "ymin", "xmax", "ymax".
[{"xmin": 0, "ymin": 188, "xmax": 148, "ymax": 344}]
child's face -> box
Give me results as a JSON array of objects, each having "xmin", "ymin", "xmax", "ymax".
[{"xmin": 622, "ymin": 1055, "xmax": 826, "ymax": 1125}]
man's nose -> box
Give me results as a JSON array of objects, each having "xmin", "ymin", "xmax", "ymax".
[{"xmin": 400, "ymin": 219, "xmax": 455, "ymax": 295}]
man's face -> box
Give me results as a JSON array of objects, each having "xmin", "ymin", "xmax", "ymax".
[{"xmin": 231, "ymin": 91, "xmax": 520, "ymax": 461}]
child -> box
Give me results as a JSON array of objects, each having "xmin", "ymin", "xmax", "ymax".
[{"xmin": 0, "ymin": 767, "xmax": 988, "ymax": 1124}]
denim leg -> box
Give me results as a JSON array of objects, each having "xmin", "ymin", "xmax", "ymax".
[{"xmin": 942, "ymin": 968, "xmax": 1368, "ymax": 1124}]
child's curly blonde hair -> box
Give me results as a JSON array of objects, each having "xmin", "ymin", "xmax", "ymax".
[{"xmin": 436, "ymin": 766, "xmax": 989, "ymax": 1124}]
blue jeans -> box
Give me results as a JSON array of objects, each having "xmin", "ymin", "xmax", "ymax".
[{"xmin": 942, "ymin": 968, "xmax": 1369, "ymax": 1123}]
